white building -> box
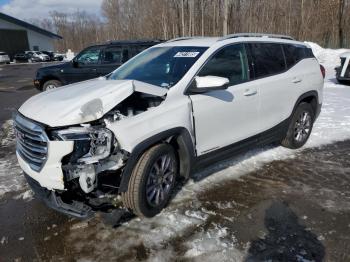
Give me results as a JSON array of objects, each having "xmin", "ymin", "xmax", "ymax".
[{"xmin": 0, "ymin": 12, "xmax": 62, "ymax": 58}]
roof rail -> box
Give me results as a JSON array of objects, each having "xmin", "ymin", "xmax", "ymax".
[
  {"xmin": 219, "ymin": 33, "xmax": 295, "ymax": 41},
  {"xmin": 166, "ymin": 37, "xmax": 199, "ymax": 43}
]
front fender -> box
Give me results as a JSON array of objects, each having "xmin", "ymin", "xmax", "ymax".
[{"xmin": 118, "ymin": 127, "xmax": 195, "ymax": 193}]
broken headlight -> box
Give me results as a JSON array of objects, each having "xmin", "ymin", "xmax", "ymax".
[{"xmin": 52, "ymin": 127, "xmax": 113, "ymax": 164}]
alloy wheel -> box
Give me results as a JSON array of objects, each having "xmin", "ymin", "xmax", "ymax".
[
  {"xmin": 146, "ymin": 153, "xmax": 175, "ymax": 207},
  {"xmin": 294, "ymin": 111, "xmax": 312, "ymax": 142}
]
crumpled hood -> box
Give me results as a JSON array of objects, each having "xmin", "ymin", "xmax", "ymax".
[{"xmin": 19, "ymin": 78, "xmax": 167, "ymax": 127}]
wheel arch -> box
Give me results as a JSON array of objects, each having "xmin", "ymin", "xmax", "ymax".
[
  {"xmin": 118, "ymin": 127, "xmax": 195, "ymax": 193},
  {"xmin": 40, "ymin": 76, "xmax": 63, "ymax": 90},
  {"xmin": 293, "ymin": 91, "xmax": 319, "ymax": 117}
]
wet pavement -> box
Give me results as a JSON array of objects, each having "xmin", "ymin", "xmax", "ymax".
[
  {"xmin": 1, "ymin": 61, "xmax": 350, "ymax": 261},
  {"xmin": 1, "ymin": 140, "xmax": 350, "ymax": 261},
  {"xmin": 0, "ymin": 63, "xmax": 60, "ymax": 126}
]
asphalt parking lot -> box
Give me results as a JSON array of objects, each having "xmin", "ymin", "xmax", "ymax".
[
  {"xmin": 0, "ymin": 62, "xmax": 61, "ymax": 125},
  {"xmin": 0, "ymin": 63, "xmax": 350, "ymax": 261}
]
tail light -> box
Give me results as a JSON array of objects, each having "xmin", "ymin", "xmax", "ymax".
[{"xmin": 320, "ymin": 65, "xmax": 326, "ymax": 79}]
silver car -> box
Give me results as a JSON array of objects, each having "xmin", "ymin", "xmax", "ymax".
[{"xmin": 0, "ymin": 51, "xmax": 10, "ymax": 64}]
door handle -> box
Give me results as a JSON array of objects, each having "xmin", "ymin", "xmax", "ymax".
[
  {"xmin": 292, "ymin": 78, "xmax": 302, "ymax": 83},
  {"xmin": 243, "ymin": 89, "xmax": 257, "ymax": 96},
  {"xmin": 92, "ymin": 68, "xmax": 97, "ymax": 72}
]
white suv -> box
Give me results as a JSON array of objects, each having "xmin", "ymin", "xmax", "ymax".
[{"xmin": 14, "ymin": 34, "xmax": 324, "ymax": 218}]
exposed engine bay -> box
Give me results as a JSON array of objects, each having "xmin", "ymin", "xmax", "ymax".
[
  {"xmin": 57, "ymin": 92, "xmax": 165, "ymax": 209},
  {"xmin": 104, "ymin": 92, "xmax": 164, "ymax": 121}
]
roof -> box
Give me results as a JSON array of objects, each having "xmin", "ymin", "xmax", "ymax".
[
  {"xmin": 0, "ymin": 12, "xmax": 62, "ymax": 39},
  {"xmin": 340, "ymin": 51, "xmax": 350, "ymax": 58},
  {"xmin": 106, "ymin": 40, "xmax": 164, "ymax": 45}
]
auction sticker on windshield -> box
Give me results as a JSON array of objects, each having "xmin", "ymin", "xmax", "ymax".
[{"xmin": 174, "ymin": 52, "xmax": 200, "ymax": 58}]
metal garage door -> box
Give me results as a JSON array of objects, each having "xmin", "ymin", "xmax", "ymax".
[{"xmin": 0, "ymin": 29, "xmax": 29, "ymax": 59}]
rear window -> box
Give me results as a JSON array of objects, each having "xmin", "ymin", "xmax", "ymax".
[
  {"xmin": 249, "ymin": 43, "xmax": 286, "ymax": 78},
  {"xmin": 283, "ymin": 44, "xmax": 314, "ymax": 68}
]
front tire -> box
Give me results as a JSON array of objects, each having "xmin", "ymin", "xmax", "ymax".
[
  {"xmin": 281, "ymin": 102, "xmax": 314, "ymax": 149},
  {"xmin": 122, "ymin": 144, "xmax": 178, "ymax": 218},
  {"xmin": 42, "ymin": 80, "xmax": 62, "ymax": 91}
]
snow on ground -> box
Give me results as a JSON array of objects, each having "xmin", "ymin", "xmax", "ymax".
[
  {"xmin": 0, "ymin": 42, "xmax": 350, "ymax": 259},
  {"xmin": 0, "ymin": 120, "xmax": 27, "ymax": 198}
]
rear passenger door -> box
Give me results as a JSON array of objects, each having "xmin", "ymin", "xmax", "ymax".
[{"xmin": 248, "ymin": 42, "xmax": 295, "ymax": 132}]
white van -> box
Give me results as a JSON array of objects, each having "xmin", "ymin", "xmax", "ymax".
[{"xmin": 14, "ymin": 34, "xmax": 324, "ymax": 218}]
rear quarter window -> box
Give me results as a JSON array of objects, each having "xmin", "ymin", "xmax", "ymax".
[
  {"xmin": 283, "ymin": 44, "xmax": 314, "ymax": 68},
  {"xmin": 249, "ymin": 43, "xmax": 286, "ymax": 78}
]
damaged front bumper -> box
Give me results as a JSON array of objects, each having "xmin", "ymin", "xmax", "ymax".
[{"xmin": 25, "ymin": 173, "xmax": 94, "ymax": 218}]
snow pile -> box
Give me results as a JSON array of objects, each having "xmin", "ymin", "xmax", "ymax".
[{"xmin": 305, "ymin": 41, "xmax": 349, "ymax": 67}]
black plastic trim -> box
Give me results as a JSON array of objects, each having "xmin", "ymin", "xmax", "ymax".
[{"xmin": 118, "ymin": 127, "xmax": 195, "ymax": 193}]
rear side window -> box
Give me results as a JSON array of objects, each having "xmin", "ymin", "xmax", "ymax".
[
  {"xmin": 283, "ymin": 44, "xmax": 314, "ymax": 68},
  {"xmin": 249, "ymin": 43, "xmax": 286, "ymax": 78},
  {"xmin": 102, "ymin": 46, "xmax": 122, "ymax": 64},
  {"xmin": 198, "ymin": 44, "xmax": 250, "ymax": 85}
]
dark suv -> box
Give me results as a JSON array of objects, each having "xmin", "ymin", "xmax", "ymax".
[{"xmin": 34, "ymin": 40, "xmax": 162, "ymax": 91}]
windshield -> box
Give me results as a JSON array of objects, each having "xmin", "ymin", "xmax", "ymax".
[{"xmin": 109, "ymin": 46, "xmax": 208, "ymax": 88}]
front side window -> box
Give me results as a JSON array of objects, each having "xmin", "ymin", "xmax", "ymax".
[
  {"xmin": 109, "ymin": 46, "xmax": 208, "ymax": 88},
  {"xmin": 76, "ymin": 47, "xmax": 101, "ymax": 65},
  {"xmin": 198, "ymin": 44, "xmax": 250, "ymax": 85},
  {"xmin": 249, "ymin": 43, "xmax": 286, "ymax": 78}
]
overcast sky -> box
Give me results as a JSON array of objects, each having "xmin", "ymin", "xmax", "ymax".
[{"xmin": 0, "ymin": 0, "xmax": 103, "ymax": 20}]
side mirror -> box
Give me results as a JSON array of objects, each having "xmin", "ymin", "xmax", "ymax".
[
  {"xmin": 72, "ymin": 59, "xmax": 79, "ymax": 68},
  {"xmin": 189, "ymin": 76, "xmax": 230, "ymax": 94}
]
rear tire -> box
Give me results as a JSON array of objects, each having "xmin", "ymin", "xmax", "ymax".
[
  {"xmin": 281, "ymin": 102, "xmax": 314, "ymax": 149},
  {"xmin": 121, "ymin": 144, "xmax": 178, "ymax": 218},
  {"xmin": 42, "ymin": 80, "xmax": 62, "ymax": 91}
]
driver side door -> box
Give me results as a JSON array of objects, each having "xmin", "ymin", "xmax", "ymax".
[
  {"xmin": 61, "ymin": 46, "xmax": 102, "ymax": 84},
  {"xmin": 189, "ymin": 44, "xmax": 260, "ymax": 155}
]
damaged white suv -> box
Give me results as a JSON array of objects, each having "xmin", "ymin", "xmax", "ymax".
[{"xmin": 15, "ymin": 34, "xmax": 324, "ymax": 218}]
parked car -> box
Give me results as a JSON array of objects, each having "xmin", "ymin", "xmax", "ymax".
[
  {"xmin": 25, "ymin": 51, "xmax": 50, "ymax": 62},
  {"xmin": 53, "ymin": 52, "xmax": 65, "ymax": 61},
  {"xmin": 13, "ymin": 52, "xmax": 41, "ymax": 63},
  {"xmin": 0, "ymin": 51, "xmax": 10, "ymax": 64},
  {"xmin": 40, "ymin": 51, "xmax": 55, "ymax": 61},
  {"xmin": 34, "ymin": 40, "xmax": 163, "ymax": 91},
  {"xmin": 15, "ymin": 34, "xmax": 324, "ymax": 219},
  {"xmin": 336, "ymin": 51, "xmax": 350, "ymax": 84}
]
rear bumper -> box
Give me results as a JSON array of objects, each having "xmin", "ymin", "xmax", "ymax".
[
  {"xmin": 315, "ymin": 103, "xmax": 322, "ymax": 119},
  {"xmin": 25, "ymin": 173, "xmax": 94, "ymax": 219}
]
